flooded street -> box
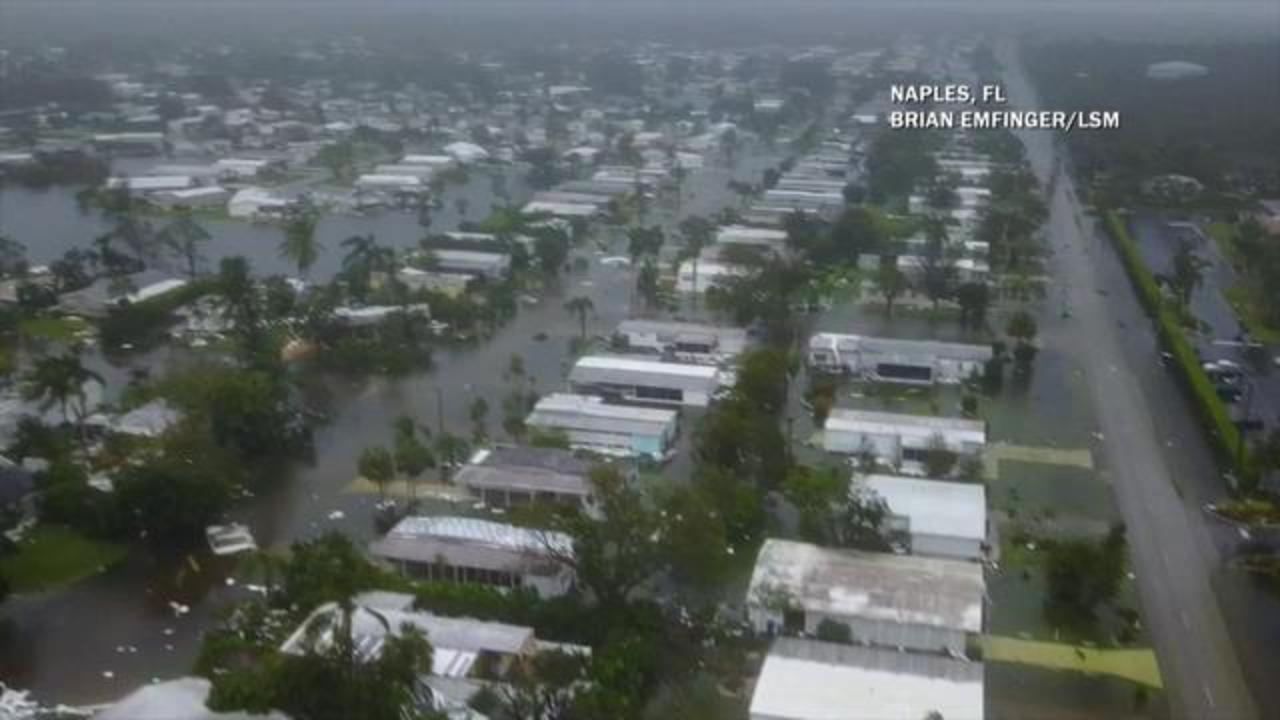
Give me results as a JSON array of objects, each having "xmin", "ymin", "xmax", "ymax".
[{"xmin": 0, "ymin": 148, "xmax": 779, "ymax": 705}]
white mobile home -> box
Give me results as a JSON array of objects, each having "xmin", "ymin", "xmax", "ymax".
[
  {"xmin": 526, "ymin": 393, "xmax": 677, "ymax": 460},
  {"xmin": 715, "ymin": 225, "xmax": 789, "ymax": 252},
  {"xmin": 568, "ymin": 355, "xmax": 726, "ymax": 408},
  {"xmin": 807, "ymin": 333, "xmax": 992, "ymax": 385},
  {"xmin": 822, "ymin": 408, "xmax": 986, "ymax": 468},
  {"xmin": 613, "ymin": 319, "xmax": 748, "ymax": 365},
  {"xmin": 749, "ymin": 638, "xmax": 984, "ymax": 720},
  {"xmin": 370, "ymin": 516, "xmax": 574, "ymax": 598},
  {"xmin": 746, "ymin": 539, "xmax": 984, "ymax": 655},
  {"xmin": 455, "ymin": 446, "xmax": 599, "ymax": 515},
  {"xmin": 856, "ymin": 474, "xmax": 988, "ymax": 561},
  {"xmin": 426, "ymin": 249, "xmax": 511, "ymax": 278}
]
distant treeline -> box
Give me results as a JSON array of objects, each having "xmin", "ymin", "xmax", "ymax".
[{"xmin": 1025, "ymin": 39, "xmax": 1280, "ymax": 194}]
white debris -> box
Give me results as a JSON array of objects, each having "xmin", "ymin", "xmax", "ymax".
[{"xmin": 327, "ymin": 510, "xmax": 345, "ymax": 521}]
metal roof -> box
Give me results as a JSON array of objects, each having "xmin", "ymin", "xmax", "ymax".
[
  {"xmin": 809, "ymin": 332, "xmax": 993, "ymax": 362},
  {"xmin": 750, "ymin": 638, "xmax": 984, "ymax": 720},
  {"xmin": 857, "ymin": 474, "xmax": 987, "ymax": 542},
  {"xmin": 454, "ymin": 446, "xmax": 594, "ymax": 497},
  {"xmin": 528, "ymin": 393, "xmax": 678, "ymax": 436},
  {"xmin": 825, "ymin": 409, "xmax": 987, "ymax": 444},
  {"xmin": 748, "ymin": 539, "xmax": 985, "ymax": 635},
  {"xmin": 569, "ymin": 355, "xmax": 722, "ymax": 392},
  {"xmin": 282, "ymin": 592, "xmax": 535, "ymax": 662},
  {"xmin": 376, "ymin": 515, "xmax": 573, "ymax": 556}
]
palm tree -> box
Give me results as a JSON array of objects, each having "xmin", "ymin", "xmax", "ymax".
[
  {"xmin": 23, "ymin": 349, "xmax": 103, "ymax": 448},
  {"xmin": 358, "ymin": 445, "xmax": 395, "ymax": 502},
  {"xmin": 158, "ymin": 208, "xmax": 211, "ymax": 279},
  {"xmin": 564, "ymin": 296, "xmax": 595, "ymax": 340},
  {"xmin": 1170, "ymin": 241, "xmax": 1209, "ymax": 311},
  {"xmin": 340, "ymin": 234, "xmax": 385, "ymax": 302},
  {"xmin": 279, "ymin": 213, "xmax": 323, "ymax": 280},
  {"xmin": 678, "ymin": 216, "xmax": 715, "ymax": 309}
]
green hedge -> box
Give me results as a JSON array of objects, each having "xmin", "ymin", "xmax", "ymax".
[{"xmin": 1101, "ymin": 211, "xmax": 1252, "ymax": 483}]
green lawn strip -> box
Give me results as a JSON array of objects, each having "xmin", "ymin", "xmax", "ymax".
[
  {"xmin": 0, "ymin": 524, "xmax": 126, "ymax": 592},
  {"xmin": 19, "ymin": 314, "xmax": 90, "ymax": 342},
  {"xmin": 1206, "ymin": 222, "xmax": 1280, "ymax": 344},
  {"xmin": 983, "ymin": 635, "xmax": 1163, "ymax": 689},
  {"xmin": 1101, "ymin": 211, "xmax": 1253, "ymax": 481}
]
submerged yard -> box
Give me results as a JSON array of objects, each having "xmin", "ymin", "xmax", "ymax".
[{"xmin": 0, "ymin": 524, "xmax": 126, "ymax": 593}]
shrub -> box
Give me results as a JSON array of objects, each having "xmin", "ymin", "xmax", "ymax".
[{"xmin": 1102, "ymin": 211, "xmax": 1253, "ymax": 483}]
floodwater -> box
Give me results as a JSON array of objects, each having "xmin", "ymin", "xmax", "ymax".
[
  {"xmin": 0, "ymin": 169, "xmax": 529, "ymax": 281},
  {"xmin": 0, "ymin": 147, "xmax": 780, "ymax": 705}
]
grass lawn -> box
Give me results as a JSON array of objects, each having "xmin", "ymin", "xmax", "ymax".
[
  {"xmin": 19, "ymin": 314, "xmax": 90, "ymax": 343},
  {"xmin": 983, "ymin": 635, "xmax": 1163, "ymax": 689},
  {"xmin": 1206, "ymin": 222, "xmax": 1280, "ymax": 344},
  {"xmin": 0, "ymin": 524, "xmax": 126, "ymax": 593}
]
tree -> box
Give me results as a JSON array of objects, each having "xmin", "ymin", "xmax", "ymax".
[
  {"xmin": 340, "ymin": 234, "xmax": 391, "ymax": 303},
  {"xmin": 815, "ymin": 618, "xmax": 853, "ymax": 644},
  {"xmin": 635, "ymin": 259, "xmax": 660, "ymax": 310},
  {"xmin": 433, "ymin": 432, "xmax": 470, "ymax": 480},
  {"xmin": 158, "ymin": 208, "xmax": 211, "ymax": 278},
  {"xmin": 626, "ymin": 226, "xmax": 664, "ymax": 262},
  {"xmin": 468, "ymin": 396, "xmax": 489, "ymax": 443},
  {"xmin": 920, "ymin": 220, "xmax": 955, "ymax": 310},
  {"xmin": 280, "ymin": 532, "xmax": 384, "ymax": 612},
  {"xmin": 392, "ymin": 417, "xmax": 434, "ymax": 502},
  {"xmin": 564, "ymin": 296, "xmax": 595, "ymax": 341},
  {"xmin": 876, "ymin": 256, "xmax": 908, "ymax": 317},
  {"xmin": 677, "ymin": 216, "xmax": 715, "ymax": 307},
  {"xmin": 114, "ymin": 421, "xmax": 236, "ymax": 545},
  {"xmin": 0, "ymin": 234, "xmax": 29, "ymax": 278},
  {"xmin": 841, "ymin": 183, "xmax": 865, "ymax": 205},
  {"xmin": 955, "ymin": 282, "xmax": 991, "ymax": 329},
  {"xmin": 358, "ymin": 446, "xmax": 395, "ymax": 501},
  {"xmin": 1044, "ymin": 524, "xmax": 1128, "ymax": 632},
  {"xmin": 1170, "ymin": 240, "xmax": 1209, "ymax": 310},
  {"xmin": 1006, "ymin": 309, "xmax": 1039, "ymax": 373},
  {"xmin": 921, "ymin": 433, "xmax": 960, "ymax": 477},
  {"xmin": 828, "ymin": 486, "xmax": 897, "ymax": 552},
  {"xmin": 538, "ymin": 466, "xmax": 664, "ymax": 609},
  {"xmin": 497, "ymin": 649, "xmax": 590, "ymax": 720},
  {"xmin": 1006, "ymin": 309, "xmax": 1038, "ymax": 344},
  {"xmin": 22, "ymin": 350, "xmax": 103, "ymax": 448},
  {"xmin": 280, "ymin": 213, "xmax": 323, "ymax": 280}
]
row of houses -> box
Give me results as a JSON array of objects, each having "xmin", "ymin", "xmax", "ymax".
[{"xmin": 744, "ymin": 466, "xmax": 989, "ymax": 719}]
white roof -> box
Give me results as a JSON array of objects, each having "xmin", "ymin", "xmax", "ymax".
[
  {"xmin": 531, "ymin": 392, "xmax": 676, "ymax": 423},
  {"xmin": 107, "ymin": 175, "xmax": 194, "ymax": 191},
  {"xmin": 572, "ymin": 355, "xmax": 720, "ymax": 380},
  {"xmin": 748, "ymin": 539, "xmax": 984, "ymax": 634},
  {"xmin": 159, "ymin": 186, "xmax": 228, "ymax": 199},
  {"xmin": 444, "ymin": 141, "xmax": 489, "ymax": 162},
  {"xmin": 715, "ymin": 224, "xmax": 788, "ymax": 245},
  {"xmin": 857, "ymin": 474, "xmax": 986, "ymax": 542},
  {"xmin": 401, "ymin": 154, "xmax": 454, "ymax": 165},
  {"xmin": 126, "ymin": 278, "xmax": 188, "ymax": 304},
  {"xmin": 522, "ymin": 200, "xmax": 598, "ymax": 217},
  {"xmin": 384, "ymin": 515, "xmax": 573, "ymax": 556},
  {"xmin": 825, "ymin": 409, "xmax": 986, "ymax": 444},
  {"xmin": 229, "ymin": 186, "xmax": 285, "ymax": 205},
  {"xmin": 750, "ymin": 638, "xmax": 984, "ymax": 720},
  {"xmin": 282, "ymin": 593, "xmax": 535, "ymax": 668},
  {"xmin": 355, "ymin": 173, "xmax": 423, "ymax": 187}
]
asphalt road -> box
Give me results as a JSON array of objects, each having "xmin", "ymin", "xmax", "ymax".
[{"xmin": 1001, "ymin": 44, "xmax": 1259, "ymax": 720}]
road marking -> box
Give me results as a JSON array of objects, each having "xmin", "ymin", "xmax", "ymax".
[{"xmin": 1203, "ymin": 685, "xmax": 1216, "ymax": 708}]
